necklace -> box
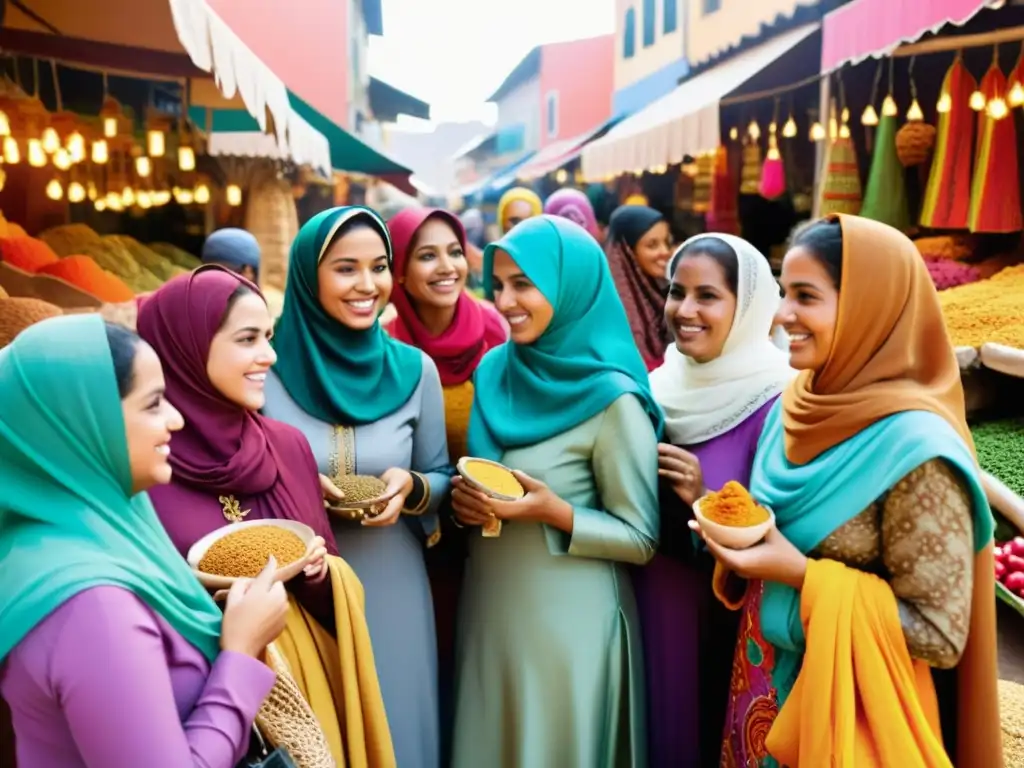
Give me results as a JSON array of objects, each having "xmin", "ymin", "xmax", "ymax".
[{"xmin": 219, "ymin": 495, "xmax": 250, "ymax": 523}]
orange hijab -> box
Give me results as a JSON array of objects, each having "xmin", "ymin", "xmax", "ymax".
[{"xmin": 781, "ymin": 214, "xmax": 1001, "ymax": 767}]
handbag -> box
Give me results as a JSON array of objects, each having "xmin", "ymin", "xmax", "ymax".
[{"xmin": 241, "ymin": 726, "xmax": 297, "ymax": 768}]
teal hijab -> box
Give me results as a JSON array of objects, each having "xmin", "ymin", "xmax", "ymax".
[
  {"xmin": 272, "ymin": 206, "xmax": 423, "ymax": 425},
  {"xmin": 468, "ymin": 215, "xmax": 663, "ymax": 459},
  {"xmin": 0, "ymin": 314, "xmax": 222, "ymax": 663},
  {"xmin": 750, "ymin": 403, "xmax": 993, "ymax": 705}
]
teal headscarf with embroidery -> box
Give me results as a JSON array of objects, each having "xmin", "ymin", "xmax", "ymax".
[
  {"xmin": 468, "ymin": 215, "xmax": 663, "ymax": 458},
  {"xmin": 272, "ymin": 206, "xmax": 423, "ymax": 425},
  {"xmin": 0, "ymin": 314, "xmax": 222, "ymax": 663}
]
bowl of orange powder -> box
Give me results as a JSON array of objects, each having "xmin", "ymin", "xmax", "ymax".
[{"xmin": 693, "ymin": 481, "xmax": 774, "ymax": 549}]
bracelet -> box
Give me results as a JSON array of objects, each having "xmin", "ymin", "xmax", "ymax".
[{"xmin": 402, "ymin": 471, "xmax": 431, "ymax": 516}]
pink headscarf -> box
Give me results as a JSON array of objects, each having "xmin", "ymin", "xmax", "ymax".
[
  {"xmin": 385, "ymin": 208, "xmax": 507, "ymax": 386},
  {"xmin": 543, "ymin": 188, "xmax": 599, "ymax": 237}
]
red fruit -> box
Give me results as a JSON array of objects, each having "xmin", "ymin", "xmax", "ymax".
[
  {"xmin": 1008, "ymin": 555, "xmax": 1024, "ymax": 573},
  {"xmin": 1006, "ymin": 571, "xmax": 1024, "ymax": 593},
  {"xmin": 1010, "ymin": 537, "xmax": 1024, "ymax": 557},
  {"xmin": 995, "ymin": 546, "xmax": 1004, "ymax": 559},
  {"xmin": 996, "ymin": 563, "xmax": 1007, "ymax": 583}
]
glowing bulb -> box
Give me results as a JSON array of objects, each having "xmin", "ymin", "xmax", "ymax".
[
  {"xmin": 194, "ymin": 183, "xmax": 210, "ymax": 204},
  {"xmin": 809, "ymin": 122, "xmax": 826, "ymax": 142},
  {"xmin": 94, "ymin": 199, "xmax": 107, "ymax": 212},
  {"xmin": 768, "ymin": 121, "xmax": 777, "ymax": 135},
  {"xmin": 174, "ymin": 187, "xmax": 194, "ymax": 204},
  {"xmin": 41, "ymin": 127, "xmax": 60, "ymax": 154},
  {"xmin": 881, "ymin": 95, "xmax": 898, "ymax": 117},
  {"xmin": 936, "ymin": 93, "xmax": 952, "ymax": 113},
  {"xmin": 53, "ymin": 148, "xmax": 71, "ymax": 171},
  {"xmin": 0, "ymin": 110, "xmax": 10, "ymax": 137},
  {"xmin": 66, "ymin": 132, "xmax": 85, "ymax": 163},
  {"xmin": 766, "ymin": 146, "xmax": 781, "ymax": 161},
  {"xmin": 1010, "ymin": 82, "xmax": 1024, "ymax": 108},
  {"xmin": 970, "ymin": 90, "xmax": 987, "ymax": 111},
  {"xmin": 121, "ymin": 187, "xmax": 135, "ymax": 207},
  {"xmin": 987, "ymin": 96, "xmax": 1009, "ymax": 120},
  {"xmin": 147, "ymin": 130, "xmax": 165, "ymax": 158},
  {"xmin": 861, "ymin": 105, "xmax": 879, "ymax": 126},
  {"xmin": 829, "ymin": 116, "xmax": 838, "ymax": 140},
  {"xmin": 839, "ymin": 124, "xmax": 851, "ymax": 139},
  {"xmin": 135, "ymin": 156, "xmax": 152, "ymax": 178},
  {"xmin": 906, "ymin": 99, "xmax": 924, "ymax": 122},
  {"xmin": 87, "ymin": 182, "xmax": 98, "ymax": 201},
  {"xmin": 728, "ymin": 126, "xmax": 738, "ymax": 141},
  {"xmin": 0, "ymin": 168, "xmax": 6, "ymax": 192},
  {"xmin": 91, "ymin": 140, "xmax": 109, "ymax": 164},
  {"xmin": 68, "ymin": 182, "xmax": 86, "ymax": 203},
  {"xmin": 226, "ymin": 184, "xmax": 242, "ymax": 206},
  {"xmin": 178, "ymin": 145, "xmax": 196, "ymax": 171},
  {"xmin": 137, "ymin": 191, "xmax": 153, "ymax": 209},
  {"xmin": 105, "ymin": 191, "xmax": 120, "ymax": 208},
  {"xmin": 45, "ymin": 178, "xmax": 63, "ymax": 201},
  {"xmin": 782, "ymin": 117, "xmax": 797, "ymax": 138},
  {"xmin": 554, "ymin": 168, "xmax": 568, "ymax": 184},
  {"xmin": 3, "ymin": 137, "xmax": 19, "ymax": 164},
  {"xmin": 153, "ymin": 190, "xmax": 172, "ymax": 206},
  {"xmin": 841, "ymin": 107, "xmax": 850, "ymax": 123},
  {"xmin": 103, "ymin": 116, "xmax": 117, "ymax": 138},
  {"xmin": 747, "ymin": 120, "xmax": 761, "ymax": 140}
]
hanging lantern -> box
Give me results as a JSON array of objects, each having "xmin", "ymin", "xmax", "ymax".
[
  {"xmin": 178, "ymin": 145, "xmax": 196, "ymax": 171},
  {"xmin": 147, "ymin": 129, "xmax": 166, "ymax": 158},
  {"xmin": 153, "ymin": 190, "xmax": 172, "ymax": 206},
  {"xmin": 100, "ymin": 96, "xmax": 123, "ymax": 138},
  {"xmin": 45, "ymin": 178, "xmax": 63, "ymax": 201},
  {"xmin": 28, "ymin": 139, "xmax": 47, "ymax": 168},
  {"xmin": 0, "ymin": 110, "xmax": 9, "ymax": 137},
  {"xmin": 68, "ymin": 182, "xmax": 86, "ymax": 203},
  {"xmin": 3, "ymin": 137, "xmax": 19, "ymax": 164},
  {"xmin": 936, "ymin": 93, "xmax": 953, "ymax": 114},
  {"xmin": 226, "ymin": 184, "xmax": 243, "ymax": 206},
  {"xmin": 809, "ymin": 122, "xmax": 826, "ymax": 142},
  {"xmin": 121, "ymin": 186, "xmax": 135, "ymax": 207},
  {"xmin": 970, "ymin": 90, "xmax": 987, "ymax": 110},
  {"xmin": 87, "ymin": 182, "xmax": 98, "ymax": 201},
  {"xmin": 747, "ymin": 120, "xmax": 761, "ymax": 140},
  {"xmin": 782, "ymin": 116, "xmax": 798, "ymax": 138},
  {"xmin": 881, "ymin": 95, "xmax": 898, "ymax": 117},
  {"xmin": 829, "ymin": 116, "xmax": 839, "ymax": 140},
  {"xmin": 137, "ymin": 191, "xmax": 153, "ymax": 209},
  {"xmin": 1009, "ymin": 81, "xmax": 1024, "ymax": 107},
  {"xmin": 194, "ymin": 183, "xmax": 211, "ymax": 204},
  {"xmin": 41, "ymin": 127, "xmax": 60, "ymax": 154},
  {"xmin": 53, "ymin": 149, "xmax": 72, "ymax": 171},
  {"xmin": 987, "ymin": 96, "xmax": 1010, "ymax": 120},
  {"xmin": 839, "ymin": 124, "xmax": 851, "ymax": 139},
  {"xmin": 841, "ymin": 107, "xmax": 850, "ymax": 124},
  {"xmin": 91, "ymin": 140, "xmax": 109, "ymax": 164},
  {"xmin": 66, "ymin": 131, "xmax": 86, "ymax": 163},
  {"xmin": 94, "ymin": 198, "xmax": 107, "ymax": 212},
  {"xmin": 135, "ymin": 156, "xmax": 152, "ymax": 178},
  {"xmin": 861, "ymin": 105, "xmax": 879, "ymax": 126},
  {"xmin": 728, "ymin": 126, "xmax": 739, "ymax": 141}
]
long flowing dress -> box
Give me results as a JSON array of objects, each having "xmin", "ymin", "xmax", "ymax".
[
  {"xmin": 264, "ymin": 353, "xmax": 450, "ymax": 768},
  {"xmin": 452, "ymin": 394, "xmax": 660, "ymax": 768},
  {"xmin": 632, "ymin": 398, "xmax": 774, "ymax": 767}
]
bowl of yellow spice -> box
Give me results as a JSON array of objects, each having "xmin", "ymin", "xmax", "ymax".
[
  {"xmin": 456, "ymin": 457, "xmax": 526, "ymax": 538},
  {"xmin": 693, "ymin": 481, "xmax": 775, "ymax": 550},
  {"xmin": 187, "ymin": 519, "xmax": 315, "ymax": 589}
]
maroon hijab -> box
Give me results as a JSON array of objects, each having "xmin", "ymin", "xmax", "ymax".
[
  {"xmin": 385, "ymin": 208, "xmax": 507, "ymax": 386},
  {"xmin": 137, "ymin": 267, "xmax": 330, "ymax": 544}
]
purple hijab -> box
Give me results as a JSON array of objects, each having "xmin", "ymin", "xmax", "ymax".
[
  {"xmin": 137, "ymin": 266, "xmax": 334, "ymax": 551},
  {"xmin": 543, "ymin": 188, "xmax": 599, "ymax": 237}
]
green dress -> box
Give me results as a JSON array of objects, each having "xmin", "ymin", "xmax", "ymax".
[{"xmin": 452, "ymin": 394, "xmax": 660, "ymax": 768}]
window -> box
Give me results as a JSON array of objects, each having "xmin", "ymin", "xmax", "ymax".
[
  {"xmin": 702, "ymin": 0, "xmax": 721, "ymax": 14},
  {"xmin": 546, "ymin": 91, "xmax": 559, "ymax": 139},
  {"xmin": 643, "ymin": 0, "xmax": 656, "ymax": 47},
  {"xmin": 664, "ymin": 0, "xmax": 678, "ymax": 33},
  {"xmin": 623, "ymin": 7, "xmax": 636, "ymax": 59}
]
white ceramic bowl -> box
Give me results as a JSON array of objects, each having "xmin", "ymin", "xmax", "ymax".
[
  {"xmin": 456, "ymin": 456, "xmax": 525, "ymax": 502},
  {"xmin": 187, "ymin": 519, "xmax": 316, "ymax": 589},
  {"xmin": 693, "ymin": 497, "xmax": 775, "ymax": 550}
]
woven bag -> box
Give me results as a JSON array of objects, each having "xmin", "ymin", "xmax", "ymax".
[{"xmin": 255, "ymin": 643, "xmax": 336, "ymax": 768}]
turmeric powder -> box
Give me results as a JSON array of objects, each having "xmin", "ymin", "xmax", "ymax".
[
  {"xmin": 701, "ymin": 481, "xmax": 769, "ymax": 527},
  {"xmin": 461, "ymin": 459, "xmax": 524, "ymax": 499}
]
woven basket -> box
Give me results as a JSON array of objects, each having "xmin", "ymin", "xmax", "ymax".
[
  {"xmin": 256, "ymin": 643, "xmax": 336, "ymax": 768},
  {"xmin": 245, "ymin": 166, "xmax": 299, "ymax": 294}
]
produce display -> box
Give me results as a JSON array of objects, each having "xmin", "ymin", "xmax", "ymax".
[
  {"xmin": 197, "ymin": 525, "xmax": 306, "ymax": 578},
  {"xmin": 699, "ymin": 481, "xmax": 769, "ymax": 527},
  {"xmin": 913, "ymin": 235, "xmax": 972, "ymax": 261},
  {"xmin": 995, "ymin": 537, "xmax": 1024, "ymax": 598},
  {"xmin": 0, "ymin": 236, "xmax": 59, "ymax": 272},
  {"xmin": 939, "ymin": 264, "xmax": 1024, "ymax": 348},
  {"xmin": 38, "ymin": 256, "xmax": 134, "ymax": 303},
  {"xmin": 39, "ymin": 224, "xmax": 173, "ymax": 294},
  {"xmin": 924, "ymin": 256, "xmax": 981, "ymax": 290},
  {"xmin": 149, "ymin": 241, "xmax": 202, "ymax": 270},
  {"xmin": 973, "ymin": 419, "xmax": 1024, "ymax": 497},
  {"xmin": 105, "ymin": 235, "xmax": 188, "ymax": 282}
]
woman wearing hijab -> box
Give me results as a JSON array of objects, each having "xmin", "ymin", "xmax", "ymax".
[
  {"xmin": 496, "ymin": 186, "xmax": 542, "ymax": 233},
  {"xmin": 264, "ymin": 206, "xmax": 451, "ymax": 768},
  {"xmin": 202, "ymin": 227, "xmax": 261, "ymax": 282},
  {"xmin": 605, "ymin": 205, "xmax": 674, "ymax": 370},
  {"xmin": 543, "ymin": 187, "xmax": 599, "ymax": 237},
  {"xmin": 0, "ymin": 314, "xmax": 287, "ymax": 767},
  {"xmin": 449, "ymin": 216, "xmax": 662, "ymax": 768},
  {"xmin": 645, "ymin": 234, "xmax": 795, "ymax": 767},
  {"xmin": 694, "ymin": 215, "xmax": 1001, "ymax": 766}
]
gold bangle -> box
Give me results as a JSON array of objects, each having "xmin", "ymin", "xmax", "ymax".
[{"xmin": 402, "ymin": 471, "xmax": 431, "ymax": 516}]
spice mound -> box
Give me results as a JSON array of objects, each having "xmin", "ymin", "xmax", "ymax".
[
  {"xmin": 461, "ymin": 459, "xmax": 524, "ymax": 499},
  {"xmin": 198, "ymin": 525, "xmax": 306, "ymax": 578},
  {"xmin": 336, "ymin": 475, "xmax": 388, "ymax": 503},
  {"xmin": 701, "ymin": 481, "xmax": 770, "ymax": 528}
]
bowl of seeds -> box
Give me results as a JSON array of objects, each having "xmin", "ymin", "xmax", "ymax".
[
  {"xmin": 456, "ymin": 457, "xmax": 526, "ymax": 538},
  {"xmin": 187, "ymin": 519, "xmax": 315, "ymax": 589},
  {"xmin": 326, "ymin": 474, "xmax": 396, "ymax": 521}
]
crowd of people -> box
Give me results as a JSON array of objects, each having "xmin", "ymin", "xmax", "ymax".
[{"xmin": 0, "ymin": 184, "xmax": 1005, "ymax": 768}]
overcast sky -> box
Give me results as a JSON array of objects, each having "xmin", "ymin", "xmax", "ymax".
[{"xmin": 368, "ymin": 0, "xmax": 615, "ymax": 127}]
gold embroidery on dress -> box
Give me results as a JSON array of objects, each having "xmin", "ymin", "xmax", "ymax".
[
  {"xmin": 329, "ymin": 424, "xmax": 356, "ymax": 481},
  {"xmin": 219, "ymin": 495, "xmax": 250, "ymax": 522}
]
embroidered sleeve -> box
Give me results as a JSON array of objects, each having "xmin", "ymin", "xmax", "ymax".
[{"xmin": 881, "ymin": 459, "xmax": 975, "ymax": 669}]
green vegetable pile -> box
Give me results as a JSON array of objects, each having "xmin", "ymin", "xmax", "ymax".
[
  {"xmin": 149, "ymin": 242, "xmax": 201, "ymax": 270},
  {"xmin": 972, "ymin": 418, "xmax": 1024, "ymax": 497}
]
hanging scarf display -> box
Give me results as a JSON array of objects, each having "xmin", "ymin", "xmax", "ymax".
[
  {"xmin": 739, "ymin": 140, "xmax": 762, "ymax": 195},
  {"xmin": 692, "ymin": 152, "xmax": 715, "ymax": 214},
  {"xmin": 860, "ymin": 109, "xmax": 911, "ymax": 232},
  {"xmin": 706, "ymin": 145, "xmax": 739, "ymax": 234},
  {"xmin": 969, "ymin": 58, "xmax": 1023, "ymax": 234},
  {"xmin": 758, "ymin": 134, "xmax": 786, "ymax": 200},
  {"xmin": 817, "ymin": 136, "xmax": 862, "ymax": 217}
]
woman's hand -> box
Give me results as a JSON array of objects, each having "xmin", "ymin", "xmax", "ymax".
[
  {"xmin": 299, "ymin": 535, "xmax": 328, "ymax": 582},
  {"xmin": 220, "ymin": 557, "xmax": 289, "ymax": 658},
  {"xmin": 319, "ymin": 473, "xmax": 345, "ymax": 506},
  {"xmin": 658, "ymin": 444, "xmax": 704, "ymax": 506},
  {"xmin": 689, "ymin": 520, "xmax": 808, "ymax": 590},
  {"xmin": 451, "ymin": 472, "xmax": 573, "ymax": 531},
  {"xmin": 363, "ymin": 467, "xmax": 413, "ymax": 528}
]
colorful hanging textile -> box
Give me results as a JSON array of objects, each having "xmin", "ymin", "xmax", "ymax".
[
  {"xmin": 818, "ymin": 136, "xmax": 862, "ymax": 216},
  {"xmin": 921, "ymin": 57, "xmax": 977, "ymax": 230},
  {"xmin": 707, "ymin": 146, "xmax": 739, "ymax": 234},
  {"xmin": 739, "ymin": 140, "xmax": 762, "ymax": 195},
  {"xmin": 759, "ymin": 135, "xmax": 786, "ymax": 200},
  {"xmin": 969, "ymin": 61, "xmax": 1023, "ymax": 233},
  {"xmin": 860, "ymin": 112, "xmax": 911, "ymax": 231},
  {"xmin": 692, "ymin": 152, "xmax": 715, "ymax": 214}
]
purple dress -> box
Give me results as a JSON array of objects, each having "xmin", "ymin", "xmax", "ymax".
[
  {"xmin": 633, "ymin": 398, "xmax": 775, "ymax": 767},
  {"xmin": 0, "ymin": 586, "xmax": 274, "ymax": 767}
]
